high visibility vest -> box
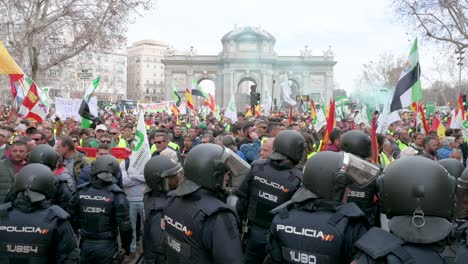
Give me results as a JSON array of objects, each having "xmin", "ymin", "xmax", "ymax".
[
  {"xmin": 397, "ymin": 140, "xmax": 409, "ymax": 150},
  {"xmin": 151, "ymin": 142, "xmax": 180, "ymax": 154},
  {"xmin": 378, "ymin": 152, "xmax": 392, "ymax": 168},
  {"xmin": 117, "ymin": 138, "xmax": 127, "ymax": 148},
  {"xmin": 307, "ymin": 151, "xmax": 316, "ymax": 159}
]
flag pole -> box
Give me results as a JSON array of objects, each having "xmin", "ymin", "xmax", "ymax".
[{"xmin": 289, "ymin": 105, "xmax": 293, "ymax": 125}]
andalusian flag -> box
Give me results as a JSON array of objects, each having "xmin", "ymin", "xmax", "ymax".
[
  {"xmin": 127, "ymin": 110, "xmax": 151, "ymax": 175},
  {"xmin": 79, "ymin": 77, "xmax": 100, "ymax": 128},
  {"xmin": 390, "ymin": 38, "xmax": 423, "ymax": 112},
  {"xmin": 225, "ymin": 95, "xmax": 238, "ymax": 122}
]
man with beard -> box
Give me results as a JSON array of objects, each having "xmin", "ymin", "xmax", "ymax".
[{"xmin": 420, "ymin": 136, "xmax": 440, "ymax": 161}]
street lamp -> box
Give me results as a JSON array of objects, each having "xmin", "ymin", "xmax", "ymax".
[{"xmin": 455, "ymin": 47, "xmax": 465, "ymax": 94}]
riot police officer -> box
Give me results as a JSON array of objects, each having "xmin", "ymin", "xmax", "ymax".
[
  {"xmin": 457, "ymin": 167, "xmax": 468, "ymax": 263},
  {"xmin": 162, "ymin": 143, "xmax": 243, "ymax": 263},
  {"xmin": 266, "ymin": 151, "xmax": 375, "ymax": 264},
  {"xmin": 29, "ymin": 144, "xmax": 73, "ymax": 210},
  {"xmin": 70, "ymin": 155, "xmax": 132, "ymax": 264},
  {"xmin": 236, "ymin": 130, "xmax": 304, "ymax": 263},
  {"xmin": 4, "ymin": 144, "xmax": 73, "ymax": 212},
  {"xmin": 340, "ymin": 129, "xmax": 379, "ymax": 226},
  {"xmin": 143, "ymin": 155, "xmax": 184, "ymax": 263},
  {"xmin": 0, "ymin": 164, "xmax": 79, "ymax": 263},
  {"xmin": 352, "ymin": 156, "xmax": 458, "ymax": 263}
]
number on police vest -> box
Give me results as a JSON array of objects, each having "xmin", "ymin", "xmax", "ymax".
[{"xmin": 290, "ymin": 251, "xmax": 316, "ymax": 264}]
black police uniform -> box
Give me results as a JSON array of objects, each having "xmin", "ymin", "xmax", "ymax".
[
  {"xmin": 353, "ymin": 227, "xmax": 458, "ymax": 264},
  {"xmin": 163, "ymin": 188, "xmax": 242, "ymax": 264},
  {"xmin": 4, "ymin": 176, "xmax": 73, "ymax": 212},
  {"xmin": 143, "ymin": 191, "xmax": 169, "ymax": 264},
  {"xmin": 346, "ymin": 181, "xmax": 378, "ymax": 227},
  {"xmin": 236, "ymin": 159, "xmax": 302, "ymax": 263},
  {"xmin": 267, "ymin": 201, "xmax": 368, "ymax": 264},
  {"xmin": 71, "ymin": 181, "xmax": 132, "ymax": 264},
  {"xmin": 0, "ymin": 195, "xmax": 79, "ymax": 263},
  {"xmin": 458, "ymin": 222, "xmax": 468, "ymax": 264}
]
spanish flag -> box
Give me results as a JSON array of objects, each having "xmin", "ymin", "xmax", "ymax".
[
  {"xmin": 186, "ymin": 85, "xmax": 194, "ymax": 111},
  {"xmin": 319, "ymin": 100, "xmax": 336, "ymax": 151},
  {"xmin": 311, "ymin": 98, "xmax": 317, "ymax": 120}
]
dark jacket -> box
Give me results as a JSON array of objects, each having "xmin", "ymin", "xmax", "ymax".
[{"xmin": 0, "ymin": 159, "xmax": 14, "ymax": 203}]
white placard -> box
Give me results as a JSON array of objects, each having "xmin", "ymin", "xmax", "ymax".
[{"xmin": 55, "ymin": 97, "xmax": 82, "ymax": 121}]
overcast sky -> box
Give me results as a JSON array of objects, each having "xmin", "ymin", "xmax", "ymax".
[{"xmin": 126, "ymin": 0, "xmax": 434, "ymax": 93}]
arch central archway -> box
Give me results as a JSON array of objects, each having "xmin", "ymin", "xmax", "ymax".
[{"xmin": 236, "ymin": 77, "xmax": 257, "ymax": 111}]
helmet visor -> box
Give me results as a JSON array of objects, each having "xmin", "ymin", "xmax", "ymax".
[
  {"xmin": 341, "ymin": 152, "xmax": 380, "ymax": 187},
  {"xmin": 221, "ymin": 148, "xmax": 251, "ymax": 190}
]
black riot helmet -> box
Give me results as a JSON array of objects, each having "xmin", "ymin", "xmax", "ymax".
[
  {"xmin": 28, "ymin": 144, "xmax": 59, "ymax": 169},
  {"xmin": 269, "ymin": 130, "xmax": 305, "ymax": 164},
  {"xmin": 144, "ymin": 155, "xmax": 182, "ymax": 193},
  {"xmin": 456, "ymin": 167, "xmax": 468, "ymax": 219},
  {"xmin": 340, "ymin": 130, "xmax": 371, "ymax": 159},
  {"xmin": 91, "ymin": 155, "xmax": 120, "ymax": 182},
  {"xmin": 15, "ymin": 164, "xmax": 56, "ymax": 202},
  {"xmin": 174, "ymin": 143, "xmax": 250, "ymax": 196},
  {"xmin": 438, "ymin": 158, "xmax": 464, "ymax": 179},
  {"xmin": 291, "ymin": 151, "xmax": 380, "ymax": 203},
  {"xmin": 379, "ymin": 156, "xmax": 456, "ymax": 243}
]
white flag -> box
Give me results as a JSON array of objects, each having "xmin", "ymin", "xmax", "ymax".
[
  {"xmin": 263, "ymin": 88, "xmax": 272, "ymax": 116},
  {"xmin": 450, "ymin": 109, "xmax": 462, "ymax": 129},
  {"xmin": 127, "ymin": 110, "xmax": 151, "ymax": 176},
  {"xmin": 282, "ymin": 73, "xmax": 296, "ymax": 106},
  {"xmin": 314, "ymin": 108, "xmax": 327, "ymax": 131},
  {"xmin": 377, "ymin": 100, "xmax": 401, "ymax": 134},
  {"xmin": 354, "ymin": 105, "xmax": 369, "ymax": 126},
  {"xmin": 225, "ymin": 94, "xmax": 238, "ymax": 122}
]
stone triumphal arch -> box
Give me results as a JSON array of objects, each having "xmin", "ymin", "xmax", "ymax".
[{"xmin": 163, "ymin": 26, "xmax": 336, "ymax": 109}]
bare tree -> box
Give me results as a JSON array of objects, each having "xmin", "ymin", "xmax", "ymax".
[
  {"xmin": 392, "ymin": 0, "xmax": 467, "ymax": 50},
  {"xmin": 359, "ymin": 51, "xmax": 405, "ymax": 89},
  {"xmin": 0, "ymin": 0, "xmax": 152, "ymax": 80}
]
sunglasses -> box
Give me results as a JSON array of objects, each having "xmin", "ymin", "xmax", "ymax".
[
  {"xmin": 155, "ymin": 141, "xmax": 165, "ymax": 144},
  {"xmin": 100, "ymin": 140, "xmax": 111, "ymax": 144},
  {"xmin": 109, "ymin": 132, "xmax": 118, "ymax": 135},
  {"xmin": 32, "ymin": 138, "xmax": 41, "ymax": 141}
]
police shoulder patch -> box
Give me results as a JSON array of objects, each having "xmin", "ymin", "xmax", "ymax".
[
  {"xmin": 108, "ymin": 184, "xmax": 125, "ymax": 194},
  {"xmin": 47, "ymin": 205, "xmax": 70, "ymax": 221}
]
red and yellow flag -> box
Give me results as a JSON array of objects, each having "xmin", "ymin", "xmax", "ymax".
[
  {"xmin": 457, "ymin": 94, "xmax": 465, "ymax": 120},
  {"xmin": 371, "ymin": 115, "xmax": 379, "ymax": 164},
  {"xmin": 319, "ymin": 100, "xmax": 336, "ymax": 151},
  {"xmin": 185, "ymin": 86, "xmax": 194, "ymax": 111},
  {"xmin": 77, "ymin": 147, "xmax": 131, "ymax": 162},
  {"xmin": 203, "ymin": 93, "xmax": 216, "ymax": 112},
  {"xmin": 310, "ymin": 99, "xmax": 317, "ymax": 120},
  {"xmin": 0, "ymin": 41, "xmax": 23, "ymax": 75}
]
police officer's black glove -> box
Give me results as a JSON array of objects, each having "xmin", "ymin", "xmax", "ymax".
[{"xmin": 120, "ymin": 229, "xmax": 132, "ymax": 255}]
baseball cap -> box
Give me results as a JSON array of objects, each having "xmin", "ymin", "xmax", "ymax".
[{"xmin": 95, "ymin": 124, "xmax": 108, "ymax": 131}]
